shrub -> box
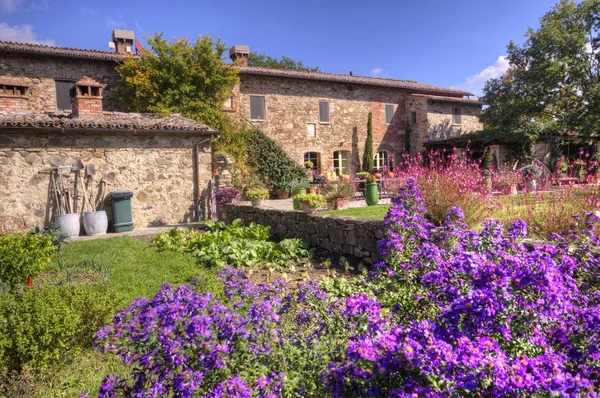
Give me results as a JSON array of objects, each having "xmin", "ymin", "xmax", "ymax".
[
  {"xmin": 0, "ymin": 284, "xmax": 118, "ymax": 373},
  {"xmin": 293, "ymin": 193, "xmax": 326, "ymax": 208},
  {"xmin": 215, "ymin": 186, "xmax": 241, "ymax": 204},
  {"xmin": 323, "ymin": 180, "xmax": 355, "ymax": 203},
  {"xmin": 355, "ymin": 171, "xmax": 369, "ymax": 179},
  {"xmin": 0, "ymin": 232, "xmax": 56, "ymax": 291},
  {"xmin": 246, "ymin": 129, "xmax": 307, "ymax": 193}
]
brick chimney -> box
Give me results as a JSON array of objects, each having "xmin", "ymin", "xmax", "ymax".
[
  {"xmin": 112, "ymin": 29, "xmax": 134, "ymax": 54},
  {"xmin": 71, "ymin": 76, "xmax": 105, "ymax": 117},
  {"xmin": 229, "ymin": 45, "xmax": 249, "ymax": 67},
  {"xmin": 0, "ymin": 77, "xmax": 29, "ymax": 111}
]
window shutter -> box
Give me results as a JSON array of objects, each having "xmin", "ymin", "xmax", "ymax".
[{"xmin": 319, "ymin": 101, "xmax": 330, "ymax": 123}]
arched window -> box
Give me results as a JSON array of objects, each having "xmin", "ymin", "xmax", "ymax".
[
  {"xmin": 303, "ymin": 152, "xmax": 320, "ymax": 171},
  {"xmin": 333, "ymin": 150, "xmax": 351, "ymax": 175},
  {"xmin": 374, "ymin": 150, "xmax": 392, "ymax": 171}
]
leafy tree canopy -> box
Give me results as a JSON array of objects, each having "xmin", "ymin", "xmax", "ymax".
[
  {"xmin": 115, "ymin": 33, "xmax": 238, "ymax": 130},
  {"xmin": 247, "ymin": 52, "xmax": 319, "ymax": 72},
  {"xmin": 482, "ymin": 0, "xmax": 600, "ymax": 142}
]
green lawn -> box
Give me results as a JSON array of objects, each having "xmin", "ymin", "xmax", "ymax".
[
  {"xmin": 320, "ymin": 205, "xmax": 391, "ymax": 220},
  {"xmin": 32, "ymin": 236, "xmax": 222, "ymax": 397}
]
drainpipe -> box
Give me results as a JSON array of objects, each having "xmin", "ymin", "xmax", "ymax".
[{"xmin": 194, "ymin": 136, "xmax": 215, "ymax": 222}]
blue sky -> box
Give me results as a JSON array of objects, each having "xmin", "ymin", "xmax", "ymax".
[{"xmin": 1, "ymin": 0, "xmax": 559, "ymax": 96}]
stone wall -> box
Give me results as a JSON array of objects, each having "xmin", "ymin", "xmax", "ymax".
[
  {"xmin": 426, "ymin": 101, "xmax": 482, "ymax": 142},
  {"xmin": 0, "ymin": 53, "xmax": 121, "ymax": 112},
  {"xmin": 0, "ymin": 130, "xmax": 213, "ymax": 233},
  {"xmin": 217, "ymin": 203, "xmax": 384, "ymax": 263},
  {"xmin": 232, "ymin": 75, "xmax": 407, "ymax": 172}
]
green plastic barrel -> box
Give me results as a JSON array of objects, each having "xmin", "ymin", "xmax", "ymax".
[
  {"xmin": 293, "ymin": 188, "xmax": 307, "ymax": 210},
  {"xmin": 111, "ymin": 191, "xmax": 134, "ymax": 232},
  {"xmin": 365, "ymin": 182, "xmax": 379, "ymax": 206}
]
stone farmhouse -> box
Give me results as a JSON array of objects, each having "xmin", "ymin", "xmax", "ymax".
[
  {"xmin": 0, "ymin": 30, "xmax": 484, "ymax": 232},
  {"xmin": 0, "ymin": 30, "xmax": 217, "ymax": 233},
  {"xmin": 226, "ymin": 45, "xmax": 483, "ymax": 175}
]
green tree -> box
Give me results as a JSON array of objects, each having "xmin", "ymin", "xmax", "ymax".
[
  {"xmin": 115, "ymin": 33, "xmax": 238, "ymax": 130},
  {"xmin": 247, "ymin": 52, "xmax": 319, "ymax": 72},
  {"xmin": 363, "ymin": 112, "xmax": 374, "ymax": 172},
  {"xmin": 482, "ymin": 0, "xmax": 600, "ymax": 140}
]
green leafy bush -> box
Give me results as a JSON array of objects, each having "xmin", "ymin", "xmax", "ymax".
[
  {"xmin": 154, "ymin": 219, "xmax": 311, "ymax": 269},
  {"xmin": 0, "ymin": 285, "xmax": 118, "ymax": 373},
  {"xmin": 247, "ymin": 129, "xmax": 307, "ymax": 192},
  {"xmin": 0, "ymin": 232, "xmax": 56, "ymax": 291}
]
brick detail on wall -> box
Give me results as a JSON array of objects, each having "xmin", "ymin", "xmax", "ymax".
[
  {"xmin": 0, "ymin": 131, "xmax": 213, "ymax": 233},
  {"xmin": 0, "ymin": 95, "xmax": 28, "ymax": 111},
  {"xmin": 72, "ymin": 96, "xmax": 103, "ymax": 117},
  {"xmin": 217, "ymin": 203, "xmax": 384, "ymax": 263}
]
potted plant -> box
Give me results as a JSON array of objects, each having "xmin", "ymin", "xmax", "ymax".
[
  {"xmin": 304, "ymin": 161, "xmax": 314, "ymax": 169},
  {"xmin": 274, "ymin": 187, "xmax": 290, "ymax": 199},
  {"xmin": 293, "ymin": 193, "xmax": 326, "ymax": 214},
  {"xmin": 324, "ymin": 180, "xmax": 355, "ymax": 210},
  {"xmin": 365, "ymin": 175, "xmax": 379, "ymax": 206},
  {"xmin": 373, "ymin": 172, "xmax": 382, "ymax": 179},
  {"xmin": 246, "ymin": 187, "xmax": 269, "ymax": 207},
  {"xmin": 292, "ymin": 181, "xmax": 309, "ymax": 210}
]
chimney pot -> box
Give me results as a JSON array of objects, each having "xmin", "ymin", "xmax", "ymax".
[
  {"xmin": 229, "ymin": 45, "xmax": 249, "ymax": 67},
  {"xmin": 71, "ymin": 76, "xmax": 105, "ymax": 117},
  {"xmin": 112, "ymin": 29, "xmax": 135, "ymax": 54}
]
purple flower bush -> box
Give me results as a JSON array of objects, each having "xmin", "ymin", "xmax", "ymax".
[
  {"xmin": 91, "ymin": 178, "xmax": 600, "ymax": 397},
  {"xmin": 215, "ymin": 186, "xmax": 242, "ymax": 205}
]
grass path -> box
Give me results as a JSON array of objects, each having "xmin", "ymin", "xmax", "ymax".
[
  {"xmin": 33, "ymin": 236, "xmax": 221, "ymax": 397},
  {"xmin": 320, "ymin": 205, "xmax": 391, "ymax": 220}
]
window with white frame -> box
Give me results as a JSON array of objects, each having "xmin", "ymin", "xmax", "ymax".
[
  {"xmin": 374, "ymin": 150, "xmax": 392, "ymax": 171},
  {"xmin": 304, "ymin": 152, "xmax": 320, "ymax": 171},
  {"xmin": 307, "ymin": 123, "xmax": 316, "ymax": 137},
  {"xmin": 333, "ymin": 150, "xmax": 351, "ymax": 175},
  {"xmin": 319, "ymin": 101, "xmax": 330, "ymax": 123},
  {"xmin": 250, "ymin": 96, "xmax": 265, "ymax": 120},
  {"xmin": 452, "ymin": 107, "xmax": 462, "ymax": 125},
  {"xmin": 385, "ymin": 104, "xmax": 394, "ymax": 125}
]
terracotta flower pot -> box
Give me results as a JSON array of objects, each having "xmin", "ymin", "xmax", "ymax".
[
  {"xmin": 331, "ymin": 198, "xmax": 350, "ymax": 210},
  {"xmin": 275, "ymin": 189, "xmax": 289, "ymax": 199},
  {"xmin": 308, "ymin": 186, "xmax": 317, "ymax": 194}
]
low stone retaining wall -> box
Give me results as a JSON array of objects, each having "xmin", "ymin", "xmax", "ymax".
[{"xmin": 217, "ymin": 204, "xmax": 385, "ymax": 263}]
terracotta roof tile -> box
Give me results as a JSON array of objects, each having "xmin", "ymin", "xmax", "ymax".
[
  {"xmin": 0, "ymin": 41, "xmax": 132, "ymax": 62},
  {"xmin": 0, "ymin": 111, "xmax": 217, "ymax": 134},
  {"xmin": 239, "ymin": 67, "xmax": 475, "ymax": 97},
  {"xmin": 410, "ymin": 93, "xmax": 484, "ymax": 105}
]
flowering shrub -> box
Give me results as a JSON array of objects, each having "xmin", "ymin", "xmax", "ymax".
[
  {"xmin": 327, "ymin": 178, "xmax": 600, "ymax": 396},
  {"xmin": 92, "ymin": 179, "xmax": 600, "ymax": 396},
  {"xmin": 215, "ymin": 186, "xmax": 241, "ymax": 204},
  {"xmin": 93, "ymin": 268, "xmax": 349, "ymax": 397},
  {"xmin": 383, "ymin": 151, "xmax": 495, "ymax": 227}
]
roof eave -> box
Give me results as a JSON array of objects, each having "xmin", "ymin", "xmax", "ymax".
[
  {"xmin": 0, "ymin": 126, "xmax": 220, "ymax": 135},
  {"xmin": 238, "ymin": 68, "xmax": 473, "ymax": 97}
]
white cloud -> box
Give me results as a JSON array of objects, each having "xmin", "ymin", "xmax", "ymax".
[
  {"xmin": 0, "ymin": 0, "xmax": 48, "ymax": 13},
  {"xmin": 105, "ymin": 15, "xmax": 126, "ymax": 28},
  {"xmin": 370, "ymin": 67, "xmax": 383, "ymax": 77},
  {"xmin": 0, "ymin": 22, "xmax": 54, "ymax": 45},
  {"xmin": 0, "ymin": 0, "xmax": 24, "ymax": 12},
  {"xmin": 452, "ymin": 56, "xmax": 510, "ymax": 97}
]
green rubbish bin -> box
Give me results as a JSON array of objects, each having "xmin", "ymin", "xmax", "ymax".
[{"xmin": 111, "ymin": 191, "xmax": 134, "ymax": 233}]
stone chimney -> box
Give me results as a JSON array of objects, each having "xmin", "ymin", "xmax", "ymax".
[
  {"xmin": 0, "ymin": 77, "xmax": 29, "ymax": 111},
  {"xmin": 111, "ymin": 29, "xmax": 135, "ymax": 54},
  {"xmin": 71, "ymin": 76, "xmax": 105, "ymax": 117},
  {"xmin": 229, "ymin": 45, "xmax": 249, "ymax": 67}
]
